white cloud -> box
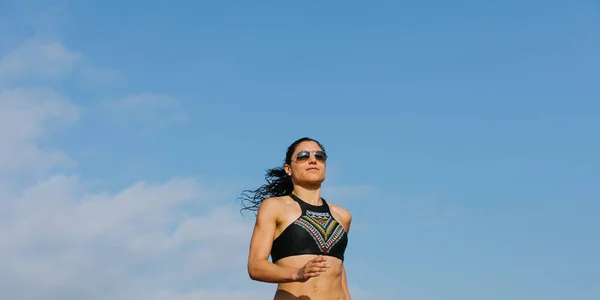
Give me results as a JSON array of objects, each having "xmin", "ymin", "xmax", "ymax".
[
  {"xmin": 0, "ymin": 173, "xmax": 269, "ymax": 300},
  {"xmin": 0, "ymin": 38, "xmax": 81, "ymax": 80},
  {"xmin": 0, "ymin": 37, "xmax": 120, "ymax": 85},
  {"xmin": 0, "ymin": 88, "xmax": 79, "ymax": 175},
  {"xmin": 127, "ymin": 288, "xmax": 274, "ymax": 300}
]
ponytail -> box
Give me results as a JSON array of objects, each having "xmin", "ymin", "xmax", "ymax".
[{"xmin": 239, "ymin": 167, "xmax": 293, "ymax": 214}]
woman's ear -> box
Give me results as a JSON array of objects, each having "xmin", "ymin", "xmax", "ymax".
[{"xmin": 283, "ymin": 164, "xmax": 292, "ymax": 176}]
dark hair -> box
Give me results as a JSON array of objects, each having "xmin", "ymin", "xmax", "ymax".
[{"xmin": 239, "ymin": 137, "xmax": 326, "ymax": 214}]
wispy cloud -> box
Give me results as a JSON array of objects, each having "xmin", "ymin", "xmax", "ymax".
[
  {"xmin": 99, "ymin": 92, "xmax": 189, "ymax": 131},
  {"xmin": 81, "ymin": 65, "xmax": 122, "ymax": 85},
  {"xmin": 0, "ymin": 88, "xmax": 79, "ymax": 175},
  {"xmin": 0, "ymin": 172, "xmax": 265, "ymax": 300},
  {"xmin": 0, "ymin": 93, "xmax": 267, "ymax": 299},
  {"xmin": 0, "ymin": 37, "xmax": 120, "ymax": 85},
  {"xmin": 0, "ymin": 38, "xmax": 81, "ymax": 79}
]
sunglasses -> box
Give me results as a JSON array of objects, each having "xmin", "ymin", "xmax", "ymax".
[{"xmin": 294, "ymin": 150, "xmax": 327, "ymax": 163}]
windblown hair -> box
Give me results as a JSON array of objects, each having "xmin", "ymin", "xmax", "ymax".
[{"xmin": 239, "ymin": 137, "xmax": 326, "ymax": 214}]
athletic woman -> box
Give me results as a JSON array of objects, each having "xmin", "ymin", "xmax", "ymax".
[{"xmin": 240, "ymin": 137, "xmax": 352, "ymax": 300}]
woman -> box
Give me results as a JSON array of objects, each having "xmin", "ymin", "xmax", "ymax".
[{"xmin": 240, "ymin": 137, "xmax": 352, "ymax": 300}]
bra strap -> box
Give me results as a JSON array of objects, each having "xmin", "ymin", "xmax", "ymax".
[
  {"xmin": 289, "ymin": 193, "xmax": 329, "ymax": 213},
  {"xmin": 289, "ymin": 193, "xmax": 306, "ymax": 212}
]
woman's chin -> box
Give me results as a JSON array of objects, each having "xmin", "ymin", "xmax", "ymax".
[{"xmin": 297, "ymin": 177, "xmax": 325, "ymax": 187}]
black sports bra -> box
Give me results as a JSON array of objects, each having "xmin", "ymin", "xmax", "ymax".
[{"xmin": 270, "ymin": 194, "xmax": 348, "ymax": 263}]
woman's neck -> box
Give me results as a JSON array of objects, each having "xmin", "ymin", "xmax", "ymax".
[{"xmin": 291, "ymin": 185, "xmax": 322, "ymax": 206}]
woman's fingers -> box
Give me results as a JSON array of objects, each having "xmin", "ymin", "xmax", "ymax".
[{"xmin": 299, "ymin": 256, "xmax": 333, "ymax": 280}]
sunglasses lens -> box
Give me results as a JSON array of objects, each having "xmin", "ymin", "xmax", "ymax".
[
  {"xmin": 296, "ymin": 151, "xmax": 310, "ymax": 162},
  {"xmin": 314, "ymin": 151, "xmax": 327, "ymax": 161}
]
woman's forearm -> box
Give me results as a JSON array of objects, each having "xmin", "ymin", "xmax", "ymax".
[{"xmin": 248, "ymin": 260, "xmax": 300, "ymax": 283}]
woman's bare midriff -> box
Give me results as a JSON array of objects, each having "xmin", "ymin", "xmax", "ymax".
[{"xmin": 273, "ymin": 254, "xmax": 346, "ymax": 300}]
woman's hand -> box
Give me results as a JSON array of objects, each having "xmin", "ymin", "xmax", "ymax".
[{"xmin": 296, "ymin": 256, "xmax": 331, "ymax": 282}]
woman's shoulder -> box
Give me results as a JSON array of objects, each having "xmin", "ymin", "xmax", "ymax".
[
  {"xmin": 326, "ymin": 201, "xmax": 352, "ymax": 223},
  {"xmin": 258, "ymin": 195, "xmax": 295, "ymax": 213},
  {"xmin": 256, "ymin": 196, "xmax": 298, "ymax": 225}
]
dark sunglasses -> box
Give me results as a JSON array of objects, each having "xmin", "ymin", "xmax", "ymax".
[{"xmin": 294, "ymin": 150, "xmax": 327, "ymax": 163}]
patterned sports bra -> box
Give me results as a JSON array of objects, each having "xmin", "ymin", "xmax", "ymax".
[{"xmin": 270, "ymin": 194, "xmax": 348, "ymax": 263}]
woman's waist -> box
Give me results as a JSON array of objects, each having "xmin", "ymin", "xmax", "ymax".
[
  {"xmin": 278, "ymin": 273, "xmax": 344, "ymax": 296},
  {"xmin": 274, "ymin": 280, "xmax": 345, "ymax": 300}
]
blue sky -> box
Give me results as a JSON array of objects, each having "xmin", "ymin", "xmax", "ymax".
[{"xmin": 1, "ymin": 0, "xmax": 598, "ymax": 299}]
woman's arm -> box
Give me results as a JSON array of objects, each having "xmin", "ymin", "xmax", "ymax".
[
  {"xmin": 335, "ymin": 206, "xmax": 352, "ymax": 299},
  {"xmin": 247, "ymin": 198, "xmax": 300, "ymax": 283}
]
